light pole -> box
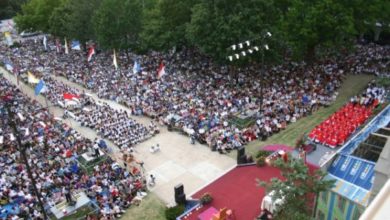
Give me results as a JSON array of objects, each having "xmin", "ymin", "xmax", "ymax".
[
  {"xmin": 1, "ymin": 95, "xmax": 48, "ymax": 219},
  {"xmin": 227, "ymin": 31, "xmax": 272, "ymax": 115}
]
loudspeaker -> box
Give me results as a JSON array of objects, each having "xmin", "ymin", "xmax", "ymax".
[
  {"xmin": 175, "ymin": 193, "xmax": 186, "ymax": 205},
  {"xmin": 237, "ymin": 146, "xmax": 245, "ymax": 159},
  {"xmin": 237, "ymin": 146, "xmax": 245, "ymax": 157},
  {"xmin": 238, "ymin": 155, "xmax": 247, "ymax": 164},
  {"xmin": 174, "ymin": 184, "xmax": 184, "ymax": 196}
]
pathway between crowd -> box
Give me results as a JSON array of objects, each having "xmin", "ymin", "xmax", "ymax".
[{"xmin": 0, "ymin": 68, "xmax": 236, "ymax": 206}]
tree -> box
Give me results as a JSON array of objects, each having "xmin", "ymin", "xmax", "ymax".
[
  {"xmin": 141, "ymin": 0, "xmax": 198, "ymax": 51},
  {"xmin": 280, "ymin": 0, "xmax": 356, "ymax": 61},
  {"xmin": 257, "ymin": 158, "xmax": 335, "ymax": 220},
  {"xmin": 186, "ymin": 0, "xmax": 282, "ymax": 62},
  {"xmin": 93, "ymin": 0, "xmax": 142, "ymax": 51},
  {"xmin": 49, "ymin": 0, "xmax": 72, "ymax": 38},
  {"xmin": 14, "ymin": 0, "xmax": 61, "ymax": 32},
  {"xmin": 353, "ymin": 0, "xmax": 390, "ymax": 42},
  {"xmin": 0, "ymin": 0, "xmax": 26, "ymax": 20},
  {"xmin": 66, "ymin": 0, "xmax": 102, "ymax": 46}
]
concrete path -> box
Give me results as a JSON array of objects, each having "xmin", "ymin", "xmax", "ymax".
[{"xmin": 1, "ymin": 68, "xmax": 236, "ymax": 206}]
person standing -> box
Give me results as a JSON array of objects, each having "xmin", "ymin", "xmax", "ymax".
[
  {"xmin": 63, "ymin": 186, "xmax": 72, "ymax": 203},
  {"xmin": 190, "ymin": 134, "xmax": 196, "ymax": 145},
  {"xmin": 93, "ymin": 142, "xmax": 100, "ymax": 157},
  {"xmin": 148, "ymin": 174, "xmax": 156, "ymax": 187}
]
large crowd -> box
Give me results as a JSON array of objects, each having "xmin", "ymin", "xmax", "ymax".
[
  {"xmin": 30, "ymin": 75, "xmax": 156, "ymax": 149},
  {"xmin": 0, "ymin": 34, "xmax": 389, "ymax": 220},
  {"xmin": 344, "ymin": 44, "xmax": 389, "ymax": 76},
  {"xmin": 0, "ymin": 78, "xmax": 146, "ymax": 219},
  {"xmin": 1, "ymin": 39, "xmax": 388, "ymax": 153}
]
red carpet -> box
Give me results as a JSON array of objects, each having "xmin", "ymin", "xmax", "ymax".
[{"xmin": 185, "ymin": 165, "xmax": 283, "ymax": 220}]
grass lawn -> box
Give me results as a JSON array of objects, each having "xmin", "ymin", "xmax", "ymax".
[
  {"xmin": 78, "ymin": 155, "xmax": 109, "ymax": 175},
  {"xmin": 60, "ymin": 205, "xmax": 98, "ymax": 220},
  {"xmin": 377, "ymin": 76, "xmax": 390, "ymax": 88},
  {"xmin": 121, "ymin": 193, "xmax": 166, "ymax": 220},
  {"xmin": 230, "ymin": 74, "xmax": 376, "ymax": 158},
  {"xmin": 229, "ymin": 115, "xmax": 256, "ymax": 129}
]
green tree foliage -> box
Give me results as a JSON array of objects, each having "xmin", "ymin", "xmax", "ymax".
[
  {"xmin": 186, "ymin": 0, "xmax": 281, "ymax": 62},
  {"xmin": 12, "ymin": 0, "xmax": 388, "ymax": 61},
  {"xmin": 93, "ymin": 0, "xmax": 142, "ymax": 50},
  {"xmin": 257, "ymin": 158, "xmax": 335, "ymax": 220},
  {"xmin": 14, "ymin": 0, "xmax": 61, "ymax": 32},
  {"xmin": 67, "ymin": 0, "xmax": 102, "ymax": 45},
  {"xmin": 0, "ymin": 0, "xmax": 26, "ymax": 20},
  {"xmin": 141, "ymin": 0, "xmax": 197, "ymax": 51},
  {"xmin": 281, "ymin": 0, "xmax": 356, "ymax": 61},
  {"xmin": 49, "ymin": 0, "xmax": 72, "ymax": 38}
]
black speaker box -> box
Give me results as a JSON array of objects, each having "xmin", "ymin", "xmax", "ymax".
[
  {"xmin": 237, "ymin": 155, "xmax": 247, "ymax": 164},
  {"xmin": 175, "ymin": 193, "xmax": 186, "ymax": 205},
  {"xmin": 237, "ymin": 147, "xmax": 245, "ymax": 159},
  {"xmin": 174, "ymin": 184, "xmax": 184, "ymax": 196}
]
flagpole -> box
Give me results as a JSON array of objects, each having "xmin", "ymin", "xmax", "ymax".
[
  {"xmin": 44, "ymin": 96, "xmax": 50, "ymax": 113},
  {"xmin": 3, "ymin": 100, "xmax": 48, "ymax": 219}
]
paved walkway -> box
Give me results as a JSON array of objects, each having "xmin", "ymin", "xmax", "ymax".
[{"xmin": 1, "ymin": 68, "xmax": 236, "ymax": 205}]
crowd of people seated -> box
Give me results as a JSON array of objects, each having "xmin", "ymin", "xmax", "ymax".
[
  {"xmin": 309, "ymin": 82, "xmax": 385, "ymax": 148},
  {"xmin": 1, "ymin": 39, "xmax": 388, "ymax": 153},
  {"xmin": 0, "ymin": 78, "xmax": 146, "ymax": 219},
  {"xmin": 16, "ymin": 73, "xmax": 156, "ymax": 150},
  {"xmin": 344, "ymin": 43, "xmax": 389, "ymax": 76},
  {"xmin": 78, "ymin": 104, "xmax": 151, "ymax": 148}
]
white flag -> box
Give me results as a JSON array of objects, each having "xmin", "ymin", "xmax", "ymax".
[
  {"xmin": 43, "ymin": 36, "xmax": 47, "ymax": 50},
  {"xmin": 64, "ymin": 38, "xmax": 69, "ymax": 54},
  {"xmin": 113, "ymin": 49, "xmax": 118, "ymax": 70}
]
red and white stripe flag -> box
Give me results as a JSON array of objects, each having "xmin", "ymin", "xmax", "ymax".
[
  {"xmin": 63, "ymin": 93, "xmax": 80, "ymax": 100},
  {"xmin": 87, "ymin": 46, "xmax": 95, "ymax": 62},
  {"xmin": 63, "ymin": 93, "xmax": 80, "ymax": 106},
  {"xmin": 157, "ymin": 62, "xmax": 166, "ymax": 79}
]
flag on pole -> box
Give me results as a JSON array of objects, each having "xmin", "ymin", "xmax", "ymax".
[
  {"xmin": 43, "ymin": 36, "xmax": 47, "ymax": 51},
  {"xmin": 133, "ymin": 60, "xmax": 141, "ymax": 74},
  {"xmin": 87, "ymin": 46, "xmax": 95, "ymax": 62},
  {"xmin": 63, "ymin": 93, "xmax": 80, "ymax": 107},
  {"xmin": 34, "ymin": 80, "xmax": 46, "ymax": 96},
  {"xmin": 71, "ymin": 40, "xmax": 81, "ymax": 50},
  {"xmin": 64, "ymin": 38, "xmax": 69, "ymax": 54},
  {"xmin": 55, "ymin": 38, "xmax": 61, "ymax": 53},
  {"xmin": 157, "ymin": 62, "xmax": 166, "ymax": 79},
  {"xmin": 27, "ymin": 71, "xmax": 40, "ymax": 84},
  {"xmin": 63, "ymin": 93, "xmax": 80, "ymax": 100},
  {"xmin": 113, "ymin": 49, "xmax": 118, "ymax": 70},
  {"xmin": 4, "ymin": 32, "xmax": 13, "ymax": 46}
]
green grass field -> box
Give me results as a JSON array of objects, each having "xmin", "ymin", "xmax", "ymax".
[
  {"xmin": 231, "ymin": 74, "xmax": 376, "ymax": 157},
  {"xmin": 60, "ymin": 205, "xmax": 98, "ymax": 220},
  {"xmin": 121, "ymin": 193, "xmax": 166, "ymax": 220},
  {"xmin": 78, "ymin": 154, "xmax": 109, "ymax": 175},
  {"xmin": 229, "ymin": 115, "xmax": 256, "ymax": 129}
]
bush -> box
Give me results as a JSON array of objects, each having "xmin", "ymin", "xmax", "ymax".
[
  {"xmin": 256, "ymin": 156, "xmax": 266, "ymax": 167},
  {"xmin": 200, "ymin": 192, "xmax": 213, "ymax": 205},
  {"xmin": 165, "ymin": 205, "xmax": 185, "ymax": 220}
]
